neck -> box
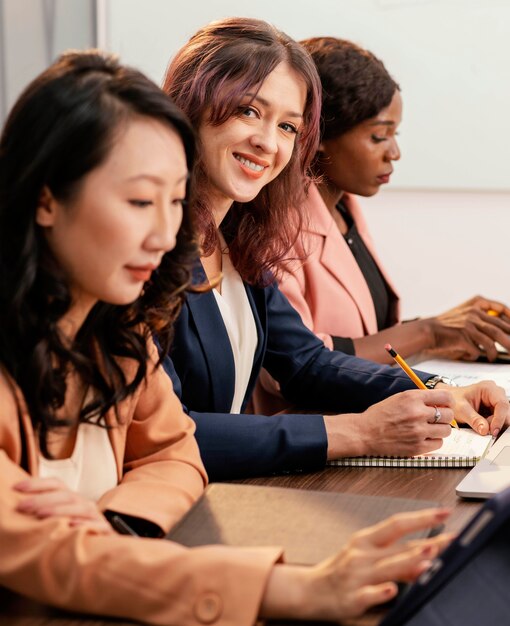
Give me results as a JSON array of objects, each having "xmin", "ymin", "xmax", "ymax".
[
  {"xmin": 209, "ymin": 189, "xmax": 234, "ymax": 229},
  {"xmin": 316, "ymin": 177, "xmax": 345, "ymax": 215},
  {"xmin": 57, "ymin": 295, "xmax": 96, "ymax": 343}
]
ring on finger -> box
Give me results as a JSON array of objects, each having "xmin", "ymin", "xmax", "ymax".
[{"xmin": 433, "ymin": 406, "xmax": 442, "ymax": 424}]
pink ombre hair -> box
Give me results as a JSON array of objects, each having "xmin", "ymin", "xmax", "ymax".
[{"xmin": 163, "ymin": 17, "xmax": 322, "ymax": 286}]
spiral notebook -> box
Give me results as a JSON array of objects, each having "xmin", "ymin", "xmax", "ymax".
[{"xmin": 328, "ymin": 428, "xmax": 494, "ymax": 468}]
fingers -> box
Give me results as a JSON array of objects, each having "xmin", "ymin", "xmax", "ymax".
[
  {"xmin": 427, "ymin": 404, "xmax": 456, "ymax": 426},
  {"xmin": 14, "ymin": 477, "xmax": 67, "ymax": 493},
  {"xmin": 352, "ymin": 582, "xmax": 399, "ymax": 616},
  {"xmin": 371, "ymin": 542, "xmax": 437, "ymax": 585},
  {"xmin": 451, "ymin": 382, "xmax": 509, "ymax": 436},
  {"xmin": 352, "ymin": 508, "xmax": 451, "ymax": 549},
  {"xmin": 16, "ymin": 490, "xmax": 99, "ymax": 520}
]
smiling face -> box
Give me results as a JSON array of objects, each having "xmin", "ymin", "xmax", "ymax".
[
  {"xmin": 198, "ymin": 61, "xmax": 307, "ymax": 219},
  {"xmin": 318, "ymin": 90, "xmax": 402, "ymax": 199},
  {"xmin": 36, "ymin": 116, "xmax": 188, "ymax": 325}
]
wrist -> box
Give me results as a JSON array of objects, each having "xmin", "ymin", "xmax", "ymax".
[
  {"xmin": 260, "ymin": 564, "xmax": 312, "ymax": 620},
  {"xmin": 324, "ymin": 413, "xmax": 369, "ymax": 459},
  {"xmin": 417, "ymin": 317, "xmax": 436, "ymax": 350}
]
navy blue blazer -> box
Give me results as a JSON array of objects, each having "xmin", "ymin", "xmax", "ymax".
[{"xmin": 163, "ymin": 264, "xmax": 431, "ymax": 480}]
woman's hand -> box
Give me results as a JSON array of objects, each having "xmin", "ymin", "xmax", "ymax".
[
  {"xmin": 260, "ymin": 508, "xmax": 453, "ymax": 622},
  {"xmin": 325, "ymin": 389, "xmax": 454, "ymax": 459},
  {"xmin": 437, "ymin": 380, "xmax": 510, "ymax": 437},
  {"xmin": 427, "ymin": 295, "xmax": 510, "ymax": 361},
  {"xmin": 13, "ymin": 477, "xmax": 113, "ymax": 533}
]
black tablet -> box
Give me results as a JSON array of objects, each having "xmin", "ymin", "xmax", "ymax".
[{"xmin": 381, "ymin": 486, "xmax": 510, "ymax": 626}]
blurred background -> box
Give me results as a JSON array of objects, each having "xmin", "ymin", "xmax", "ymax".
[{"xmin": 1, "ymin": 0, "xmax": 509, "ymax": 318}]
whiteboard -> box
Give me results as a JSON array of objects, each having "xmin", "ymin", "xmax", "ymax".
[{"xmin": 104, "ymin": 0, "xmax": 510, "ymax": 191}]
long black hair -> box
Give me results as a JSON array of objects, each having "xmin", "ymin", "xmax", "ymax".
[{"xmin": 0, "ymin": 50, "xmax": 197, "ymax": 454}]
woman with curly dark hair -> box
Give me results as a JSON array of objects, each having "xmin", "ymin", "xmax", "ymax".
[
  {"xmin": 269, "ymin": 37, "xmax": 510, "ymax": 367},
  {"xmin": 0, "ymin": 47, "xmax": 457, "ymax": 626},
  {"xmin": 161, "ymin": 18, "xmax": 509, "ymax": 482}
]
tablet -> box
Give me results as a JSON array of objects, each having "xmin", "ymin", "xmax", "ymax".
[{"xmin": 381, "ymin": 486, "xmax": 510, "ymax": 626}]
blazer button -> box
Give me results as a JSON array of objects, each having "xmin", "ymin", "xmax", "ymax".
[{"xmin": 194, "ymin": 592, "xmax": 223, "ymax": 623}]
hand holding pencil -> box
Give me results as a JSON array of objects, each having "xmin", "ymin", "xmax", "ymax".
[{"xmin": 385, "ymin": 343, "xmax": 459, "ymax": 429}]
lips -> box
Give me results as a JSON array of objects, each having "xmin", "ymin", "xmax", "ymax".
[
  {"xmin": 233, "ymin": 152, "xmax": 269, "ymax": 180},
  {"xmin": 376, "ymin": 172, "xmax": 392, "ymax": 184},
  {"xmin": 125, "ymin": 265, "xmax": 157, "ymax": 282}
]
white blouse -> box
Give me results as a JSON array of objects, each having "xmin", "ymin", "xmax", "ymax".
[
  {"xmin": 39, "ymin": 422, "xmax": 118, "ymax": 502},
  {"xmin": 212, "ymin": 250, "xmax": 258, "ymax": 414}
]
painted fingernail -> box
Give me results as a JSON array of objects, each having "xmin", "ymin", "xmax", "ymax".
[
  {"xmin": 435, "ymin": 509, "xmax": 451, "ymax": 520},
  {"xmin": 421, "ymin": 545, "xmax": 434, "ymax": 557},
  {"xmin": 493, "ymin": 428, "xmax": 500, "ymax": 438}
]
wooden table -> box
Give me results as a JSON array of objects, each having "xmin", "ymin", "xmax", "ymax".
[{"xmin": 0, "ymin": 465, "xmax": 482, "ymax": 626}]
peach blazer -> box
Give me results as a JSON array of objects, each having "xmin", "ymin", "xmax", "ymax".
[
  {"xmin": 0, "ymin": 343, "xmax": 281, "ymax": 626},
  {"xmin": 252, "ymin": 184, "xmax": 400, "ymax": 415}
]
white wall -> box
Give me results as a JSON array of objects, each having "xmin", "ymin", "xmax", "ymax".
[
  {"xmin": 361, "ymin": 189, "xmax": 510, "ymax": 318},
  {"xmin": 102, "ymin": 0, "xmax": 510, "ymax": 315},
  {"xmin": 0, "ymin": 0, "xmax": 96, "ymax": 116},
  {"xmin": 104, "ymin": 0, "xmax": 510, "ymax": 191},
  {"xmin": 3, "ymin": 1, "xmax": 507, "ymax": 316}
]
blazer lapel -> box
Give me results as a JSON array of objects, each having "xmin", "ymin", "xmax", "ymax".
[
  {"xmin": 186, "ymin": 263, "xmax": 236, "ymax": 412},
  {"xmin": 307, "ymin": 185, "xmax": 378, "ymax": 334}
]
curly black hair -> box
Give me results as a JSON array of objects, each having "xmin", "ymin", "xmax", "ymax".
[
  {"xmin": 0, "ymin": 51, "xmax": 197, "ymax": 455},
  {"xmin": 301, "ymin": 37, "xmax": 399, "ymax": 142}
]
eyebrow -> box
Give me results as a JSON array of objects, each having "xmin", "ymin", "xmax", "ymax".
[
  {"xmin": 368, "ymin": 120, "xmax": 396, "ymax": 127},
  {"xmin": 126, "ymin": 173, "xmax": 189, "ymax": 184},
  {"xmin": 245, "ymin": 93, "xmax": 303, "ymax": 119}
]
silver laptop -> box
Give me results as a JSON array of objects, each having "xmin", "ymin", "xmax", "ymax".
[{"xmin": 456, "ymin": 429, "xmax": 510, "ymax": 498}]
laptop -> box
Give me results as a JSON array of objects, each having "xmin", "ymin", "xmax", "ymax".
[{"xmin": 456, "ymin": 428, "xmax": 510, "ymax": 498}]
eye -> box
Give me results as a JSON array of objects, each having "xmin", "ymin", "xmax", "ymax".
[
  {"xmin": 371, "ymin": 134, "xmax": 387, "ymax": 144},
  {"xmin": 239, "ymin": 106, "xmax": 259, "ymax": 119},
  {"xmin": 172, "ymin": 198, "xmax": 187, "ymax": 208},
  {"xmin": 280, "ymin": 122, "xmax": 298, "ymax": 134},
  {"xmin": 129, "ymin": 199, "xmax": 153, "ymax": 208}
]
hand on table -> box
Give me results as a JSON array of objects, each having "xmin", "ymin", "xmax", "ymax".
[{"xmin": 427, "ymin": 295, "xmax": 510, "ymax": 362}]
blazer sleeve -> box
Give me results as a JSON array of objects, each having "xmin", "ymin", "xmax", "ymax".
[
  {"xmin": 279, "ymin": 258, "xmax": 335, "ymax": 350},
  {"xmin": 0, "ymin": 374, "xmax": 282, "ymax": 626},
  {"xmin": 162, "ymin": 353, "xmax": 328, "ymax": 481},
  {"xmin": 262, "ymin": 283, "xmax": 432, "ymax": 413},
  {"xmin": 97, "ymin": 349, "xmax": 208, "ymax": 532}
]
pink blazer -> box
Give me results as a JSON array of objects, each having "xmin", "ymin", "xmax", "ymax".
[
  {"xmin": 252, "ymin": 184, "xmax": 400, "ymax": 415},
  {"xmin": 0, "ymin": 343, "xmax": 281, "ymax": 626},
  {"xmin": 281, "ymin": 184, "xmax": 400, "ymax": 348}
]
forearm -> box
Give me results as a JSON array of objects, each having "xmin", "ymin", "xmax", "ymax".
[{"xmin": 352, "ymin": 319, "xmax": 433, "ymax": 364}]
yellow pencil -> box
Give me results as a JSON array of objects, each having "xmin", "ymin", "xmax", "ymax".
[{"xmin": 385, "ymin": 343, "xmax": 459, "ymax": 429}]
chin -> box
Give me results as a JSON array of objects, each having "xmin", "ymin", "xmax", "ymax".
[{"xmin": 357, "ymin": 186, "xmax": 381, "ymax": 198}]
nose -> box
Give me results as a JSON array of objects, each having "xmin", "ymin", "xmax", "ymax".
[
  {"xmin": 145, "ymin": 203, "xmax": 183, "ymax": 254},
  {"xmin": 386, "ymin": 136, "xmax": 401, "ymax": 162},
  {"xmin": 249, "ymin": 123, "xmax": 278, "ymax": 155}
]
